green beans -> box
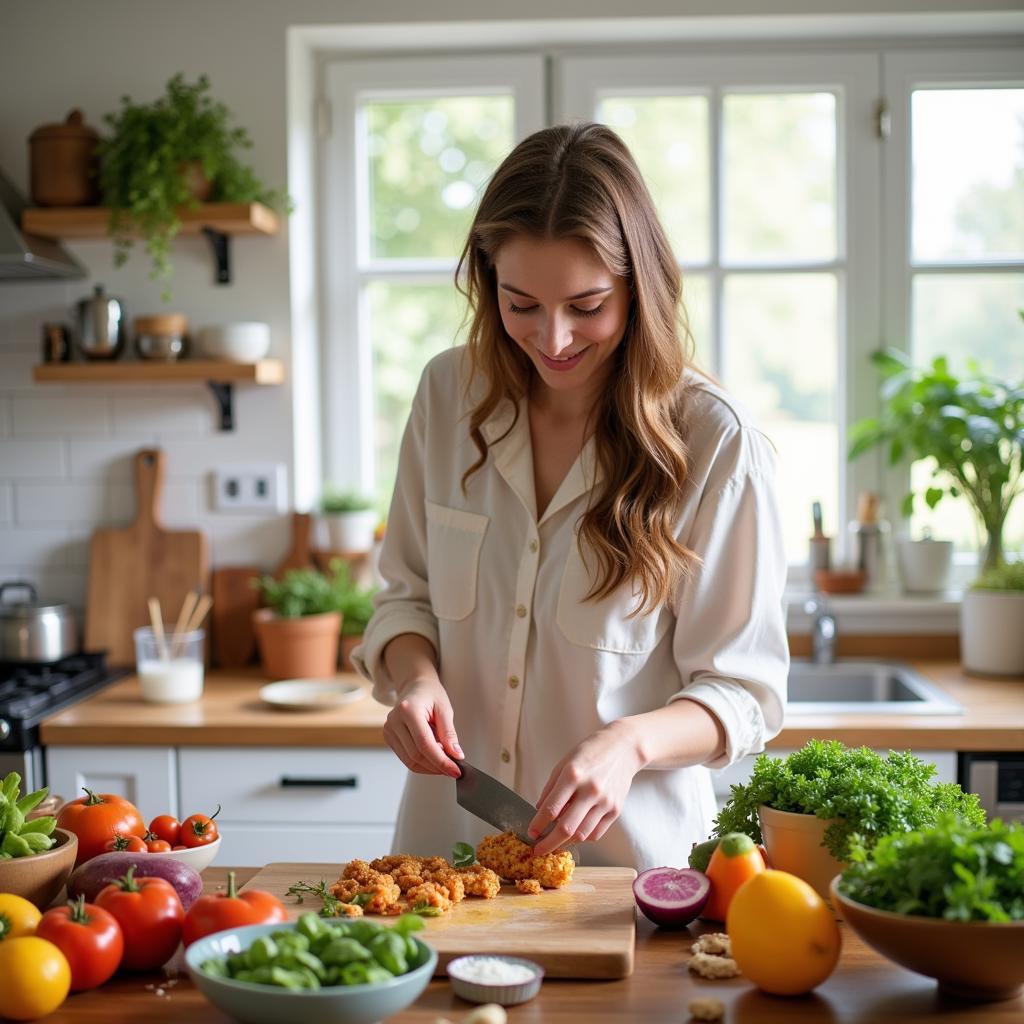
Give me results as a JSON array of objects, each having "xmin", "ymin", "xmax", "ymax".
[{"xmin": 199, "ymin": 912, "xmax": 427, "ymax": 990}]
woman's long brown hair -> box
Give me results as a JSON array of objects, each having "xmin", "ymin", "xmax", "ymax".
[{"xmin": 457, "ymin": 122, "xmax": 699, "ymax": 614}]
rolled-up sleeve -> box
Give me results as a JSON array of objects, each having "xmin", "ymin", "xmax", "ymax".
[
  {"xmin": 668, "ymin": 427, "xmax": 789, "ymax": 769},
  {"xmin": 350, "ymin": 385, "xmax": 439, "ymax": 706}
]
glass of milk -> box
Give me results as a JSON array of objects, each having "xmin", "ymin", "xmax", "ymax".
[{"xmin": 134, "ymin": 627, "xmax": 205, "ymax": 704}]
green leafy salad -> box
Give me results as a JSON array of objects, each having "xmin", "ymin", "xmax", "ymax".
[
  {"xmin": 712, "ymin": 740, "xmax": 985, "ymax": 861},
  {"xmin": 839, "ymin": 814, "xmax": 1024, "ymax": 922}
]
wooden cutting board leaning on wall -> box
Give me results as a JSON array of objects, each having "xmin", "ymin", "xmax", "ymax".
[{"xmin": 85, "ymin": 448, "xmax": 208, "ymax": 666}]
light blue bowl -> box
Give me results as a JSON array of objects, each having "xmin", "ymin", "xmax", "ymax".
[{"xmin": 185, "ymin": 921, "xmax": 437, "ymax": 1024}]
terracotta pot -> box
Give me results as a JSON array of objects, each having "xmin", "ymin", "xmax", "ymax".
[
  {"xmin": 758, "ymin": 806, "xmax": 847, "ymax": 904},
  {"xmin": 179, "ymin": 161, "xmax": 213, "ymax": 202},
  {"xmin": 0, "ymin": 828, "xmax": 78, "ymax": 909},
  {"xmin": 340, "ymin": 633, "xmax": 363, "ymax": 673},
  {"xmin": 253, "ymin": 608, "xmax": 341, "ymax": 680}
]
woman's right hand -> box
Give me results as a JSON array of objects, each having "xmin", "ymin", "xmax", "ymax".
[{"xmin": 384, "ymin": 673, "xmax": 464, "ymax": 778}]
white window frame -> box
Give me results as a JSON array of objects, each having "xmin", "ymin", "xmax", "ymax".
[{"xmin": 321, "ymin": 54, "xmax": 545, "ymax": 497}]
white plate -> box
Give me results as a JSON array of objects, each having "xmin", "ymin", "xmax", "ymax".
[{"xmin": 259, "ymin": 678, "xmax": 365, "ymax": 711}]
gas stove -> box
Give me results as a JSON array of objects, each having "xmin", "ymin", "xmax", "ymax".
[{"xmin": 0, "ymin": 652, "xmax": 126, "ymax": 753}]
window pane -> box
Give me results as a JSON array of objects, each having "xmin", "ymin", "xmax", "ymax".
[
  {"xmin": 912, "ymin": 89, "xmax": 1024, "ymax": 262},
  {"xmin": 366, "ymin": 282, "xmax": 467, "ymax": 505},
  {"xmin": 365, "ymin": 96, "xmax": 515, "ymax": 260},
  {"xmin": 722, "ymin": 273, "xmax": 839, "ymax": 562},
  {"xmin": 912, "ymin": 273, "xmax": 1024, "ymax": 378},
  {"xmin": 722, "ymin": 93, "xmax": 837, "ymax": 263},
  {"xmin": 598, "ymin": 96, "xmax": 710, "ymax": 263},
  {"xmin": 682, "ymin": 272, "xmax": 711, "ymax": 372}
]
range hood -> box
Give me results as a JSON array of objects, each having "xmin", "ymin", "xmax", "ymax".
[{"xmin": 0, "ymin": 167, "xmax": 86, "ymax": 280}]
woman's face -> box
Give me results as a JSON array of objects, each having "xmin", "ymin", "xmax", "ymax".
[{"xmin": 493, "ymin": 236, "xmax": 631, "ymax": 407}]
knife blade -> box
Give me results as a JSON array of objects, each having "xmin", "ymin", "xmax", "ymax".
[{"xmin": 455, "ymin": 760, "xmax": 542, "ymax": 846}]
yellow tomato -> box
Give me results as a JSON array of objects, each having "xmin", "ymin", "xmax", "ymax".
[
  {"xmin": 726, "ymin": 869, "xmax": 841, "ymax": 996},
  {"xmin": 0, "ymin": 893, "xmax": 42, "ymax": 939},
  {"xmin": 0, "ymin": 936, "xmax": 71, "ymax": 1020}
]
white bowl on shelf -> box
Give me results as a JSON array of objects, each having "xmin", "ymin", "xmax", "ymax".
[
  {"xmin": 196, "ymin": 322, "xmax": 271, "ymax": 362},
  {"xmin": 160, "ymin": 835, "xmax": 221, "ymax": 874}
]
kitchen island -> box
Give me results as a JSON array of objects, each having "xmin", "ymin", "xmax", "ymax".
[{"xmin": 39, "ymin": 865, "xmax": 1024, "ymax": 1023}]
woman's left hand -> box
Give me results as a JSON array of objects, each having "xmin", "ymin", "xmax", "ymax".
[{"xmin": 527, "ymin": 720, "xmax": 644, "ymax": 857}]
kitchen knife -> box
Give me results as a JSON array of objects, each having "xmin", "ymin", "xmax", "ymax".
[{"xmin": 455, "ymin": 760, "xmax": 545, "ymax": 846}]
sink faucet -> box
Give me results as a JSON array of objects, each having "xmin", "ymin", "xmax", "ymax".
[{"xmin": 804, "ymin": 596, "xmax": 837, "ymax": 664}]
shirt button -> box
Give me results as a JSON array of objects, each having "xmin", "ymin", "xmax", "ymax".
[
  {"xmin": 500, "ymin": 749, "xmax": 511, "ymax": 763},
  {"xmin": 516, "ymin": 604, "xmax": 527, "ymax": 618},
  {"xmin": 508, "ymin": 675, "xmax": 519, "ymax": 689},
  {"xmin": 529, "ymin": 539, "xmax": 539, "ymax": 553}
]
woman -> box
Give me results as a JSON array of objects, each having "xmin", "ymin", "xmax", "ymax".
[{"xmin": 351, "ymin": 122, "xmax": 788, "ymax": 870}]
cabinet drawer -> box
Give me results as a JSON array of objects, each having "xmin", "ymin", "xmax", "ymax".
[
  {"xmin": 178, "ymin": 747, "xmax": 405, "ymax": 824},
  {"xmin": 217, "ymin": 824, "xmax": 396, "ymax": 867}
]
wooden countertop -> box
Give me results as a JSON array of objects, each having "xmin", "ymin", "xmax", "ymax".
[
  {"xmin": 40, "ymin": 662, "xmax": 1024, "ymax": 751},
  {"xmin": 40, "ymin": 865, "xmax": 1024, "ymax": 1022}
]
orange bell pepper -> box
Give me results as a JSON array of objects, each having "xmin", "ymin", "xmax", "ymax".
[{"xmin": 701, "ymin": 832, "xmax": 766, "ymax": 921}]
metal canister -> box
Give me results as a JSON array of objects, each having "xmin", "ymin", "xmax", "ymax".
[{"xmin": 74, "ymin": 284, "xmax": 127, "ymax": 360}]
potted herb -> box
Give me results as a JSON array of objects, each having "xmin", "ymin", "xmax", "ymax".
[
  {"xmin": 332, "ymin": 562, "xmax": 378, "ymax": 672},
  {"xmin": 961, "ymin": 560, "xmax": 1024, "ymax": 676},
  {"xmin": 848, "ymin": 349, "xmax": 1023, "ymax": 575},
  {"xmin": 253, "ymin": 566, "xmax": 344, "ymax": 679},
  {"xmin": 712, "ymin": 740, "xmax": 985, "ymax": 902},
  {"xmin": 321, "ymin": 489, "xmax": 379, "ymax": 553},
  {"xmin": 96, "ymin": 73, "xmax": 291, "ymax": 299}
]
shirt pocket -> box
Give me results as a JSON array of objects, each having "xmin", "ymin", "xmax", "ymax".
[
  {"xmin": 556, "ymin": 536, "xmax": 672, "ymax": 654},
  {"xmin": 424, "ymin": 500, "xmax": 490, "ymax": 621}
]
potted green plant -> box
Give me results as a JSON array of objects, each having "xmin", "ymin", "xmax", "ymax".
[
  {"xmin": 253, "ymin": 566, "xmax": 344, "ymax": 680},
  {"xmin": 321, "ymin": 489, "xmax": 379, "ymax": 553},
  {"xmin": 96, "ymin": 73, "xmax": 291, "ymax": 299},
  {"xmin": 330, "ymin": 561, "xmax": 378, "ymax": 672},
  {"xmin": 961, "ymin": 560, "xmax": 1024, "ymax": 676},
  {"xmin": 712, "ymin": 740, "xmax": 985, "ymax": 902},
  {"xmin": 848, "ymin": 349, "xmax": 1023, "ymax": 575}
]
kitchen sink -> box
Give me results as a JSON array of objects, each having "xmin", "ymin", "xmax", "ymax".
[{"xmin": 786, "ymin": 659, "xmax": 963, "ymax": 716}]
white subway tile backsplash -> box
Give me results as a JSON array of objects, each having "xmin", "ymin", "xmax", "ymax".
[
  {"xmin": 0, "ymin": 348, "xmax": 43, "ymax": 392},
  {"xmin": 113, "ymin": 393, "xmax": 208, "ymax": 437},
  {"xmin": 0, "ymin": 528, "xmax": 73, "ymax": 570},
  {"xmin": 159, "ymin": 481, "xmax": 202, "ymax": 526},
  {"xmin": 0, "ymin": 485, "xmax": 12, "ymax": 524},
  {"xmin": 69, "ymin": 438, "xmax": 157, "ymax": 481},
  {"xmin": 15, "ymin": 483, "xmax": 113, "ymax": 525},
  {"xmin": 12, "ymin": 396, "xmax": 110, "ymax": 436},
  {"xmin": 204, "ymin": 515, "xmax": 289, "ymax": 569},
  {"xmin": 0, "ymin": 440, "xmax": 65, "ymax": 478},
  {"xmin": 0, "ymin": 398, "xmax": 9, "ymax": 438},
  {"xmin": 0, "ymin": 568, "xmax": 87, "ymax": 613}
]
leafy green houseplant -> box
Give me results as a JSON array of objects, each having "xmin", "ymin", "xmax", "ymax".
[
  {"xmin": 321, "ymin": 490, "xmax": 379, "ymax": 553},
  {"xmin": 96, "ymin": 73, "xmax": 291, "ymax": 298},
  {"xmin": 848, "ymin": 349, "xmax": 1024, "ymax": 574}
]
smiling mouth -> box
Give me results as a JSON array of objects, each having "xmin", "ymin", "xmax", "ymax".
[{"xmin": 537, "ymin": 345, "xmax": 591, "ymax": 367}]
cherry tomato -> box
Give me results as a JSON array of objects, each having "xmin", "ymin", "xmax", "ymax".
[
  {"xmin": 182, "ymin": 871, "xmax": 286, "ymax": 947},
  {"xmin": 172, "ymin": 844, "xmax": 187, "ymax": 850},
  {"xmin": 57, "ymin": 789, "xmax": 145, "ymax": 866},
  {"xmin": 104, "ymin": 833, "xmax": 147, "ymax": 854},
  {"xmin": 148, "ymin": 814, "xmax": 180, "ymax": 846},
  {"xmin": 0, "ymin": 894, "xmax": 42, "ymax": 940},
  {"xmin": 144, "ymin": 831, "xmax": 172, "ymax": 853},
  {"xmin": 95, "ymin": 866, "xmax": 183, "ymax": 971},
  {"xmin": 180, "ymin": 804, "xmax": 221, "ymax": 848},
  {"xmin": 36, "ymin": 895, "xmax": 123, "ymax": 991}
]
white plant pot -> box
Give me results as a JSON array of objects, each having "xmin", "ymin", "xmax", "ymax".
[
  {"xmin": 324, "ymin": 509, "xmax": 378, "ymax": 553},
  {"xmin": 896, "ymin": 538, "xmax": 953, "ymax": 594},
  {"xmin": 960, "ymin": 589, "xmax": 1024, "ymax": 676}
]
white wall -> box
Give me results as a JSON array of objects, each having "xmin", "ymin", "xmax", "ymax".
[{"xmin": 0, "ymin": 0, "xmax": 1017, "ymax": 614}]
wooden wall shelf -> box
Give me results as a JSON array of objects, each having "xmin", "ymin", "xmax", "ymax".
[{"xmin": 33, "ymin": 359, "xmax": 285, "ymax": 430}]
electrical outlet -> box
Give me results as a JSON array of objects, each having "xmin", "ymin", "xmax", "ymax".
[{"xmin": 211, "ymin": 463, "xmax": 287, "ymax": 513}]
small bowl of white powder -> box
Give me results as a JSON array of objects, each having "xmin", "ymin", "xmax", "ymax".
[{"xmin": 446, "ymin": 954, "xmax": 544, "ymax": 1006}]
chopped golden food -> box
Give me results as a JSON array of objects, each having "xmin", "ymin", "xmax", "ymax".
[
  {"xmin": 476, "ymin": 832, "xmax": 575, "ymax": 889},
  {"xmin": 688, "ymin": 997, "xmax": 725, "ymax": 1021},
  {"xmin": 687, "ymin": 952, "xmax": 742, "ymax": 980},
  {"xmin": 515, "ymin": 878, "xmax": 542, "ymax": 895},
  {"xmin": 456, "ymin": 864, "xmax": 502, "ymax": 899},
  {"xmin": 691, "ymin": 933, "xmax": 732, "ymax": 957}
]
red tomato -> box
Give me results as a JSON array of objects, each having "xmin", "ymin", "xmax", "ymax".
[
  {"xmin": 180, "ymin": 804, "xmax": 221, "ymax": 848},
  {"xmin": 57, "ymin": 789, "xmax": 146, "ymax": 866},
  {"xmin": 36, "ymin": 895, "xmax": 124, "ymax": 991},
  {"xmin": 172, "ymin": 844, "xmax": 187, "ymax": 850},
  {"xmin": 182, "ymin": 871, "xmax": 286, "ymax": 947},
  {"xmin": 95, "ymin": 866, "xmax": 184, "ymax": 971},
  {"xmin": 148, "ymin": 815, "xmax": 180, "ymax": 846},
  {"xmin": 144, "ymin": 832, "xmax": 172, "ymax": 854},
  {"xmin": 104, "ymin": 833, "xmax": 147, "ymax": 854}
]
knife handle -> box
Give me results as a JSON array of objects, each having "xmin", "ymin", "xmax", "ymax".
[{"xmin": 278, "ymin": 775, "xmax": 358, "ymax": 788}]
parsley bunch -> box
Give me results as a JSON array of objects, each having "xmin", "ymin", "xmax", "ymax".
[
  {"xmin": 839, "ymin": 814, "xmax": 1024, "ymax": 921},
  {"xmin": 712, "ymin": 740, "xmax": 985, "ymax": 861}
]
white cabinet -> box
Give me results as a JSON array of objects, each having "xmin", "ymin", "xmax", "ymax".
[{"xmin": 46, "ymin": 746, "xmax": 178, "ymax": 817}]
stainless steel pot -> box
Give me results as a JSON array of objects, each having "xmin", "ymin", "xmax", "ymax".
[
  {"xmin": 74, "ymin": 284, "xmax": 127, "ymax": 360},
  {"xmin": 0, "ymin": 581, "xmax": 78, "ymax": 663}
]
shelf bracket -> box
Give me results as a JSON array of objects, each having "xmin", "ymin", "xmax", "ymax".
[
  {"xmin": 201, "ymin": 226, "xmax": 231, "ymax": 285},
  {"xmin": 207, "ymin": 381, "xmax": 235, "ymax": 431}
]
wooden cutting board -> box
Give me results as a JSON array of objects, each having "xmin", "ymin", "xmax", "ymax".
[
  {"xmin": 85, "ymin": 449, "xmax": 207, "ymax": 666},
  {"xmin": 210, "ymin": 567, "xmax": 262, "ymax": 668},
  {"xmin": 274, "ymin": 512, "xmax": 315, "ymax": 577},
  {"xmin": 241, "ymin": 863, "xmax": 637, "ymax": 979}
]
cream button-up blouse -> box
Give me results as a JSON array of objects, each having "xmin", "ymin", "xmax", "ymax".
[{"xmin": 352, "ymin": 347, "xmax": 788, "ymax": 871}]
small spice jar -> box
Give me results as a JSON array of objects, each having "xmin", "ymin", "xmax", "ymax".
[
  {"xmin": 28, "ymin": 109, "xmax": 101, "ymax": 207},
  {"xmin": 134, "ymin": 313, "xmax": 189, "ymax": 361}
]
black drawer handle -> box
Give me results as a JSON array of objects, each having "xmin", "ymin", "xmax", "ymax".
[{"xmin": 279, "ymin": 776, "xmax": 358, "ymax": 788}]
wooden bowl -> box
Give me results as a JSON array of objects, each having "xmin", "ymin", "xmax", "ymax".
[
  {"xmin": 813, "ymin": 569, "xmax": 866, "ymax": 594},
  {"xmin": 831, "ymin": 878, "xmax": 1024, "ymax": 1001},
  {"xmin": 0, "ymin": 828, "xmax": 78, "ymax": 909}
]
